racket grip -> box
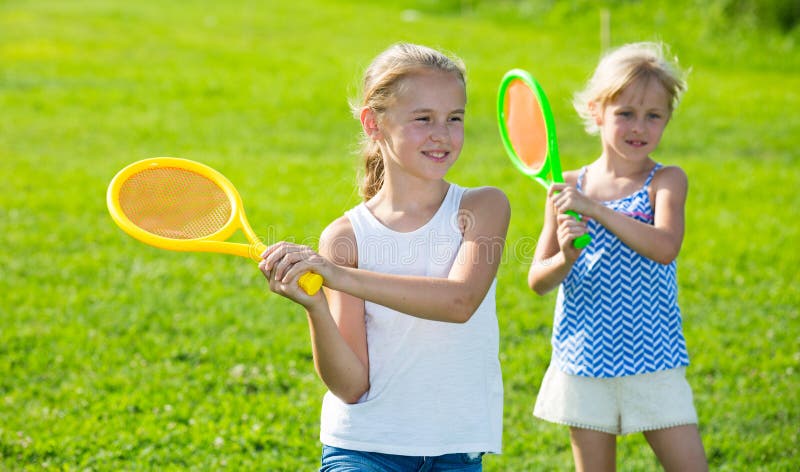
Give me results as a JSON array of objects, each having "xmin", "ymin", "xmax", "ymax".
[
  {"xmin": 299, "ymin": 272, "xmax": 324, "ymax": 295},
  {"xmin": 565, "ymin": 210, "xmax": 592, "ymax": 249},
  {"xmin": 251, "ymin": 241, "xmax": 324, "ymax": 295}
]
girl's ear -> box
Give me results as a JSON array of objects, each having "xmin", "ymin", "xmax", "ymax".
[
  {"xmin": 360, "ymin": 107, "xmax": 382, "ymax": 141},
  {"xmin": 588, "ymin": 100, "xmax": 603, "ymax": 126}
]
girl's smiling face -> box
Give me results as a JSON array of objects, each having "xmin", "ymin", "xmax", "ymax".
[
  {"xmin": 594, "ymin": 78, "xmax": 671, "ymax": 163},
  {"xmin": 374, "ymin": 69, "xmax": 466, "ymax": 182}
]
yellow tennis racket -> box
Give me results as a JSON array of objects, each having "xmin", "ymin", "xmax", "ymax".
[{"xmin": 106, "ymin": 157, "xmax": 323, "ymax": 295}]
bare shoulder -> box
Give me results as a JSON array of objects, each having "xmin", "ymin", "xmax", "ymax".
[
  {"xmin": 562, "ymin": 169, "xmax": 582, "ymax": 186},
  {"xmin": 459, "ymin": 186, "xmax": 510, "ymax": 236},
  {"xmin": 652, "ymin": 165, "xmax": 688, "ymax": 193},
  {"xmin": 460, "ymin": 186, "xmax": 510, "ymax": 214},
  {"xmin": 319, "ymin": 215, "xmax": 357, "ymax": 268}
]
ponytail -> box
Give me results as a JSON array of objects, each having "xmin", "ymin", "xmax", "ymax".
[{"xmin": 360, "ymin": 148, "xmax": 384, "ymax": 200}]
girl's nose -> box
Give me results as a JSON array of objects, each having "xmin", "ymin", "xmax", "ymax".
[
  {"xmin": 631, "ymin": 118, "xmax": 644, "ymax": 134},
  {"xmin": 430, "ymin": 122, "xmax": 449, "ymax": 142}
]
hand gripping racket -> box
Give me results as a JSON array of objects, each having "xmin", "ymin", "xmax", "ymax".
[
  {"xmin": 106, "ymin": 157, "xmax": 323, "ymax": 295},
  {"xmin": 497, "ymin": 69, "xmax": 592, "ymax": 249}
]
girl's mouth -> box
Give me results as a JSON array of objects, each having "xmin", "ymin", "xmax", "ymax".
[
  {"xmin": 423, "ymin": 150, "xmax": 449, "ymax": 160},
  {"xmin": 626, "ymin": 139, "xmax": 647, "ymax": 148}
]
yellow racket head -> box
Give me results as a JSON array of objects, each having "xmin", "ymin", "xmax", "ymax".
[
  {"xmin": 107, "ymin": 157, "xmax": 324, "ymax": 295},
  {"xmin": 107, "ymin": 157, "xmax": 250, "ymax": 256}
]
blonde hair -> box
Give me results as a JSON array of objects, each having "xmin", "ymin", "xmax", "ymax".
[
  {"xmin": 351, "ymin": 43, "xmax": 466, "ymax": 200},
  {"xmin": 573, "ymin": 42, "xmax": 688, "ymax": 135}
]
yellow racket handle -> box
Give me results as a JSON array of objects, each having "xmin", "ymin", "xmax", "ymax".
[
  {"xmin": 251, "ymin": 241, "xmax": 323, "ymax": 295},
  {"xmin": 298, "ymin": 273, "xmax": 324, "ymax": 296}
]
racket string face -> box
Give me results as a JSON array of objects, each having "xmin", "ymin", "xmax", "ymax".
[
  {"xmin": 118, "ymin": 167, "xmax": 234, "ymax": 240},
  {"xmin": 504, "ymin": 79, "xmax": 549, "ymax": 174},
  {"xmin": 107, "ymin": 157, "xmax": 323, "ymax": 295}
]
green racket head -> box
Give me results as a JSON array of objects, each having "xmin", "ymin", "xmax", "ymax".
[
  {"xmin": 497, "ymin": 69, "xmax": 591, "ymax": 249},
  {"xmin": 497, "ymin": 69, "xmax": 565, "ymax": 190}
]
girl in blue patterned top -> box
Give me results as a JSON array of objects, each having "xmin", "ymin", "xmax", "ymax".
[{"xmin": 528, "ymin": 42, "xmax": 708, "ymax": 471}]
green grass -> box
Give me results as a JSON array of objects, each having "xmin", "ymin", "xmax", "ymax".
[{"xmin": 2, "ymin": 0, "xmax": 798, "ymax": 470}]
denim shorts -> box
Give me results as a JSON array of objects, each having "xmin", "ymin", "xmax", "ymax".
[{"xmin": 320, "ymin": 445, "xmax": 484, "ymax": 472}]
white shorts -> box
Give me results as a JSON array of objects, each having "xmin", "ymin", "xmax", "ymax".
[{"xmin": 533, "ymin": 364, "xmax": 698, "ymax": 435}]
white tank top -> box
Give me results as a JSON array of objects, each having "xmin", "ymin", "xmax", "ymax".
[{"xmin": 319, "ymin": 184, "xmax": 503, "ymax": 456}]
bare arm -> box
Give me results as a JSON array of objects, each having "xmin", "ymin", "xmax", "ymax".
[
  {"xmin": 265, "ymin": 187, "xmax": 510, "ymax": 323},
  {"xmin": 528, "ymin": 190, "xmax": 588, "ymax": 295},
  {"xmin": 259, "ymin": 218, "xmax": 369, "ymax": 404}
]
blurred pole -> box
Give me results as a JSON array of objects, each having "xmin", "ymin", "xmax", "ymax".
[{"xmin": 600, "ymin": 8, "xmax": 611, "ymax": 52}]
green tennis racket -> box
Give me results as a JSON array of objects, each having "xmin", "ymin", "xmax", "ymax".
[{"xmin": 497, "ymin": 69, "xmax": 591, "ymax": 249}]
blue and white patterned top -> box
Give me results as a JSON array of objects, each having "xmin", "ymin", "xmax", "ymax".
[{"xmin": 551, "ymin": 164, "xmax": 690, "ymax": 378}]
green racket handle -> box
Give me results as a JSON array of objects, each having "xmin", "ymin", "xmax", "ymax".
[
  {"xmin": 565, "ymin": 210, "xmax": 592, "ymax": 249},
  {"xmin": 551, "ymin": 186, "xmax": 592, "ymax": 249}
]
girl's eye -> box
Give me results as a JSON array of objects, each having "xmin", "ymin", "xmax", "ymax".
[
  {"xmin": 449, "ymin": 115, "xmax": 463, "ymax": 122},
  {"xmin": 617, "ymin": 111, "xmax": 633, "ymax": 118},
  {"xmin": 415, "ymin": 116, "xmax": 430, "ymax": 122},
  {"xmin": 648, "ymin": 113, "xmax": 663, "ymax": 120}
]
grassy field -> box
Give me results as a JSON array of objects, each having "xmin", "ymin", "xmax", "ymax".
[{"xmin": 2, "ymin": 0, "xmax": 798, "ymax": 470}]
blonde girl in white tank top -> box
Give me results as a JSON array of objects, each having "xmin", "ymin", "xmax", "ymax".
[{"xmin": 258, "ymin": 43, "xmax": 509, "ymax": 470}]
